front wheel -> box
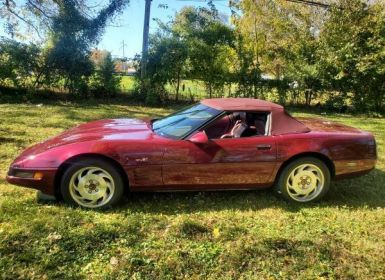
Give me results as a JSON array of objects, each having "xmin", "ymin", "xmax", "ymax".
[
  {"xmin": 60, "ymin": 158, "xmax": 124, "ymax": 209},
  {"xmin": 275, "ymin": 157, "xmax": 331, "ymax": 203}
]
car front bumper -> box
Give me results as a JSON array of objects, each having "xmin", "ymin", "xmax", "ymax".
[{"xmin": 6, "ymin": 167, "xmax": 57, "ymax": 195}]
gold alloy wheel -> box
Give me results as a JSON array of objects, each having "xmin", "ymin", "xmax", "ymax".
[
  {"xmin": 69, "ymin": 166, "xmax": 115, "ymax": 208},
  {"xmin": 286, "ymin": 163, "xmax": 325, "ymax": 202}
]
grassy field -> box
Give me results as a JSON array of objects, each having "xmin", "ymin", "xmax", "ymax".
[
  {"xmin": 120, "ymin": 76, "xmax": 211, "ymax": 100},
  {"xmin": 0, "ymin": 100, "xmax": 384, "ymax": 279}
]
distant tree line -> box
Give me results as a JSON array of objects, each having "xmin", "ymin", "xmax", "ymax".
[{"xmin": 138, "ymin": 0, "xmax": 385, "ymax": 112}]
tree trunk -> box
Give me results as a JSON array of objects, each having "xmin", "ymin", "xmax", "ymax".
[
  {"xmin": 33, "ymin": 70, "xmax": 44, "ymax": 88},
  {"xmin": 305, "ymin": 90, "xmax": 313, "ymax": 106},
  {"xmin": 209, "ymin": 83, "xmax": 212, "ymax": 98},
  {"xmin": 254, "ymin": 82, "xmax": 258, "ymax": 99},
  {"xmin": 304, "ymin": 90, "xmax": 309, "ymax": 106},
  {"xmin": 175, "ymin": 70, "xmax": 181, "ymax": 102}
]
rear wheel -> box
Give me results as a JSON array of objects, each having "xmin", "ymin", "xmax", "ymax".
[
  {"xmin": 60, "ymin": 158, "xmax": 124, "ymax": 209},
  {"xmin": 275, "ymin": 157, "xmax": 330, "ymax": 203}
]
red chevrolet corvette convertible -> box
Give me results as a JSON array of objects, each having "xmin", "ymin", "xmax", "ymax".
[{"xmin": 7, "ymin": 98, "xmax": 377, "ymax": 209}]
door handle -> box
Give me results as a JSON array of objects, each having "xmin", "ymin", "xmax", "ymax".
[{"xmin": 257, "ymin": 144, "xmax": 271, "ymax": 150}]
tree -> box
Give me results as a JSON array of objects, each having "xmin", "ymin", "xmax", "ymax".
[
  {"xmin": 284, "ymin": 37, "xmax": 322, "ymax": 106},
  {"xmin": 0, "ymin": 38, "xmax": 41, "ymax": 88},
  {"xmin": 89, "ymin": 50, "xmax": 121, "ymax": 97},
  {"xmin": 232, "ymin": 0, "xmax": 326, "ymax": 104},
  {"xmin": 1, "ymin": 0, "xmax": 127, "ymax": 95},
  {"xmin": 173, "ymin": 6, "xmax": 235, "ymax": 98},
  {"xmin": 147, "ymin": 33, "xmax": 188, "ymax": 101},
  {"xmin": 318, "ymin": 0, "xmax": 385, "ymax": 111},
  {"xmin": 141, "ymin": 5, "xmax": 235, "ymax": 103},
  {"xmin": 40, "ymin": 0, "xmax": 127, "ymax": 94},
  {"xmin": 232, "ymin": 33, "xmax": 262, "ymax": 98}
]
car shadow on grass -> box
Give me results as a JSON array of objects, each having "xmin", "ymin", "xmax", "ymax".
[{"xmin": 108, "ymin": 168, "xmax": 385, "ymax": 215}]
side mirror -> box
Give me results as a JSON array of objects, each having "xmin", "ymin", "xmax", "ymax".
[{"xmin": 188, "ymin": 131, "xmax": 209, "ymax": 144}]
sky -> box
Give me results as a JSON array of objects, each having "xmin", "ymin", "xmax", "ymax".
[{"xmin": 97, "ymin": 0, "xmax": 232, "ymax": 59}]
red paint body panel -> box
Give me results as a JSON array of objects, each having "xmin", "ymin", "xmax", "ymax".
[
  {"xmin": 161, "ymin": 136, "xmax": 277, "ymax": 188},
  {"xmin": 6, "ymin": 99, "xmax": 377, "ymax": 196}
]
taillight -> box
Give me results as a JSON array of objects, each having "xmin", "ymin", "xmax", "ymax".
[{"xmin": 368, "ymin": 137, "xmax": 377, "ymax": 159}]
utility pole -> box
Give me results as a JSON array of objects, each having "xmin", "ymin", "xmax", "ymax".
[
  {"xmin": 120, "ymin": 40, "xmax": 128, "ymax": 74},
  {"xmin": 141, "ymin": 0, "xmax": 152, "ymax": 79},
  {"xmin": 121, "ymin": 40, "xmax": 127, "ymax": 59}
]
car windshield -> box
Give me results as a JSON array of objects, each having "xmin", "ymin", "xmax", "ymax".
[{"xmin": 152, "ymin": 104, "xmax": 221, "ymax": 139}]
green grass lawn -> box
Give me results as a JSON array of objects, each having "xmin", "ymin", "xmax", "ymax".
[{"xmin": 0, "ymin": 101, "xmax": 384, "ymax": 279}]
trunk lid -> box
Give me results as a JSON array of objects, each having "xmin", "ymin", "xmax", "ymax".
[{"xmin": 298, "ymin": 117, "xmax": 367, "ymax": 134}]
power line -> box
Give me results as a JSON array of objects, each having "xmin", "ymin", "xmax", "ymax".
[{"xmin": 285, "ymin": 0, "xmax": 330, "ymax": 9}]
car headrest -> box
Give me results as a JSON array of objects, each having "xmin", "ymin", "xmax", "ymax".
[{"xmin": 254, "ymin": 120, "xmax": 266, "ymax": 135}]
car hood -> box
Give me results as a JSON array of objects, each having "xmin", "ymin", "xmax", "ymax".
[{"xmin": 17, "ymin": 118, "xmax": 155, "ymax": 157}]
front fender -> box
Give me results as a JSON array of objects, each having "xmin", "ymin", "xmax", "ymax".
[{"xmin": 11, "ymin": 140, "xmax": 122, "ymax": 169}]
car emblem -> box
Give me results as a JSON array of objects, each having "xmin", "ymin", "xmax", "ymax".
[{"xmin": 135, "ymin": 157, "xmax": 149, "ymax": 162}]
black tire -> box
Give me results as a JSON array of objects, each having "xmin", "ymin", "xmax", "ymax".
[
  {"xmin": 60, "ymin": 158, "xmax": 124, "ymax": 209},
  {"xmin": 274, "ymin": 157, "xmax": 331, "ymax": 203}
]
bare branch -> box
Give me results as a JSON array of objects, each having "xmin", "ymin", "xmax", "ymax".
[
  {"xmin": 4, "ymin": 6, "xmax": 43, "ymax": 39},
  {"xmin": 26, "ymin": 0, "xmax": 53, "ymax": 19}
]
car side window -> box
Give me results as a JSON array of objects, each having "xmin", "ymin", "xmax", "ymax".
[
  {"xmin": 204, "ymin": 114, "xmax": 233, "ymax": 139},
  {"xmin": 205, "ymin": 111, "xmax": 269, "ymax": 139}
]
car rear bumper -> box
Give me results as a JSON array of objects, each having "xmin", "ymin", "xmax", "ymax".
[
  {"xmin": 6, "ymin": 167, "xmax": 57, "ymax": 195},
  {"xmin": 334, "ymin": 159, "xmax": 376, "ymax": 179}
]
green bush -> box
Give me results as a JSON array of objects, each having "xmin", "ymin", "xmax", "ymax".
[
  {"xmin": 324, "ymin": 94, "xmax": 348, "ymax": 113},
  {"xmin": 0, "ymin": 39, "xmax": 41, "ymax": 88}
]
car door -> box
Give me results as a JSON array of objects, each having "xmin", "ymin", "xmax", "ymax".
[{"xmin": 161, "ymin": 135, "xmax": 277, "ymax": 189}]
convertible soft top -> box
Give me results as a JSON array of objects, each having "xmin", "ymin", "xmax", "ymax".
[
  {"xmin": 202, "ymin": 98, "xmax": 283, "ymax": 111},
  {"xmin": 201, "ymin": 98, "xmax": 310, "ymax": 135}
]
